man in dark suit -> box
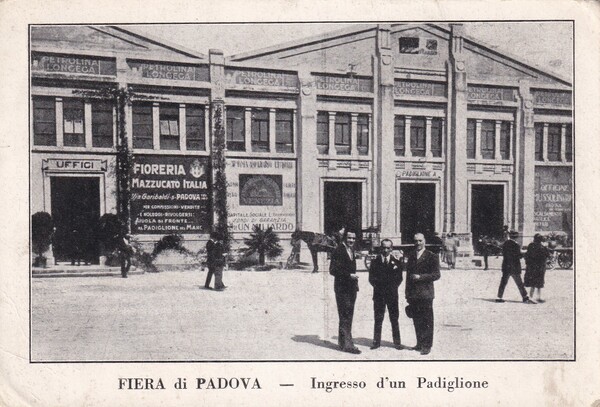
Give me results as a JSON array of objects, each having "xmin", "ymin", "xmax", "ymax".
[
  {"xmin": 368, "ymin": 239, "xmax": 404, "ymax": 350},
  {"xmin": 405, "ymin": 233, "xmax": 440, "ymax": 355},
  {"xmin": 496, "ymin": 231, "xmax": 535, "ymax": 304},
  {"xmin": 329, "ymin": 230, "xmax": 361, "ymax": 354},
  {"xmin": 205, "ymin": 232, "xmax": 226, "ymax": 291}
]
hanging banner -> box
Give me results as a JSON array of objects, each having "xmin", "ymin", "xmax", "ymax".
[
  {"xmin": 534, "ymin": 166, "xmax": 573, "ymax": 233},
  {"xmin": 130, "ymin": 155, "xmax": 212, "ymax": 234},
  {"xmin": 32, "ymin": 53, "xmax": 117, "ymax": 76},
  {"xmin": 128, "ymin": 61, "xmax": 210, "ymax": 82}
]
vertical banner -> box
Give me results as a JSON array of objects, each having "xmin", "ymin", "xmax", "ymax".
[
  {"xmin": 534, "ymin": 166, "xmax": 573, "ymax": 233},
  {"xmin": 130, "ymin": 155, "xmax": 212, "ymax": 234}
]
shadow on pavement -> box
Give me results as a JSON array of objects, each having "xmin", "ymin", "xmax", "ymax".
[
  {"xmin": 475, "ymin": 297, "xmax": 523, "ymax": 304},
  {"xmin": 291, "ymin": 335, "xmax": 339, "ymax": 351}
]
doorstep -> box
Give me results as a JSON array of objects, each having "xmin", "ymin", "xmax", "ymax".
[{"xmin": 32, "ymin": 264, "xmax": 142, "ymax": 278}]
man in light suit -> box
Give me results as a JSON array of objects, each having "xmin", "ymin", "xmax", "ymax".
[
  {"xmin": 329, "ymin": 230, "xmax": 361, "ymax": 354},
  {"xmin": 368, "ymin": 239, "xmax": 404, "ymax": 350},
  {"xmin": 405, "ymin": 233, "xmax": 440, "ymax": 355}
]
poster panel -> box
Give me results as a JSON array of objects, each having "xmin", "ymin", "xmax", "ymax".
[{"xmin": 534, "ymin": 166, "xmax": 573, "ymax": 233}]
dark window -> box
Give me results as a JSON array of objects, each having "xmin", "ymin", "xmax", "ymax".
[
  {"xmin": 431, "ymin": 118, "xmax": 443, "ymax": 157},
  {"xmin": 226, "ymin": 107, "xmax": 245, "ymax": 151},
  {"xmin": 275, "ymin": 110, "xmax": 293, "ymax": 153},
  {"xmin": 63, "ymin": 98, "xmax": 85, "ymax": 147},
  {"xmin": 33, "ymin": 97, "xmax": 56, "ymax": 146},
  {"xmin": 357, "ymin": 114, "xmax": 369, "ymax": 155},
  {"xmin": 91, "ymin": 100, "xmax": 113, "ymax": 148},
  {"xmin": 186, "ymin": 105, "xmax": 205, "ymax": 151},
  {"xmin": 467, "ymin": 119, "xmax": 476, "ymax": 159},
  {"xmin": 481, "ymin": 120, "xmax": 495, "ymax": 159},
  {"xmin": 394, "ymin": 116, "xmax": 405, "ymax": 156},
  {"xmin": 317, "ymin": 111, "xmax": 329, "ymax": 154},
  {"xmin": 399, "ymin": 37, "xmax": 420, "ymax": 54},
  {"xmin": 251, "ymin": 109, "xmax": 269, "ymax": 152},
  {"xmin": 565, "ymin": 124, "xmax": 572, "ymax": 162},
  {"xmin": 159, "ymin": 104, "xmax": 180, "ymax": 150},
  {"xmin": 500, "ymin": 121, "xmax": 511, "ymax": 160},
  {"xmin": 132, "ymin": 102, "xmax": 153, "ymax": 149},
  {"xmin": 335, "ymin": 113, "xmax": 351, "ymax": 155},
  {"xmin": 410, "ymin": 117, "xmax": 426, "ymax": 157},
  {"xmin": 547, "ymin": 124, "xmax": 561, "ymax": 161},
  {"xmin": 535, "ymin": 123, "xmax": 544, "ymax": 161}
]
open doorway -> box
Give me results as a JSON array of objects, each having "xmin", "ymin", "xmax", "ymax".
[
  {"xmin": 400, "ymin": 183, "xmax": 436, "ymax": 244},
  {"xmin": 471, "ymin": 184, "xmax": 504, "ymax": 242},
  {"xmin": 323, "ymin": 181, "xmax": 362, "ymax": 238}
]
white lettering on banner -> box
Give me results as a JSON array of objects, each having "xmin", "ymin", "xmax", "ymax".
[
  {"xmin": 41, "ymin": 56, "xmax": 100, "ymax": 74},
  {"xmin": 133, "ymin": 163, "xmax": 186, "ymax": 175},
  {"xmin": 43, "ymin": 159, "xmax": 107, "ymax": 172}
]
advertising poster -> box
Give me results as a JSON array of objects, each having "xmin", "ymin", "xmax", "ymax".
[{"xmin": 534, "ymin": 166, "xmax": 573, "ymax": 233}]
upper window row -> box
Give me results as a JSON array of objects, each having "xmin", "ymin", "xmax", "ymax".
[
  {"xmin": 394, "ymin": 116, "xmax": 443, "ymax": 158},
  {"xmin": 535, "ymin": 123, "xmax": 572, "ymax": 163},
  {"xmin": 317, "ymin": 112, "xmax": 369, "ymax": 156},
  {"xmin": 226, "ymin": 107, "xmax": 294, "ymax": 153},
  {"xmin": 33, "ymin": 97, "xmax": 113, "ymax": 147},
  {"xmin": 467, "ymin": 119, "xmax": 512, "ymax": 160}
]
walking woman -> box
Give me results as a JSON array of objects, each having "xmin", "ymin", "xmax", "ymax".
[{"xmin": 524, "ymin": 234, "xmax": 550, "ymax": 303}]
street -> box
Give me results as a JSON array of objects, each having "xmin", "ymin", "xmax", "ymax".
[{"xmin": 31, "ymin": 265, "xmax": 574, "ymax": 361}]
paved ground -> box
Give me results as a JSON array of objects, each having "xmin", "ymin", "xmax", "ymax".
[{"xmin": 31, "ymin": 261, "xmax": 574, "ymax": 362}]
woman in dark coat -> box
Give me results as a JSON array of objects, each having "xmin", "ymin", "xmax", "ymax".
[{"xmin": 524, "ymin": 234, "xmax": 550, "ymax": 303}]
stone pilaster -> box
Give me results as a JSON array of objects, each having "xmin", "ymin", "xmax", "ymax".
[{"xmin": 518, "ymin": 81, "xmax": 536, "ymax": 241}]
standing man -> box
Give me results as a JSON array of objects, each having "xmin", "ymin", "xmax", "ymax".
[
  {"xmin": 205, "ymin": 232, "xmax": 227, "ymax": 291},
  {"xmin": 116, "ymin": 232, "xmax": 133, "ymax": 278},
  {"xmin": 496, "ymin": 231, "xmax": 535, "ymax": 304},
  {"xmin": 368, "ymin": 239, "xmax": 403, "ymax": 350},
  {"xmin": 329, "ymin": 230, "xmax": 361, "ymax": 354},
  {"xmin": 405, "ymin": 233, "xmax": 440, "ymax": 355}
]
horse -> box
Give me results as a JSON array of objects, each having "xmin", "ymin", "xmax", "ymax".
[{"xmin": 289, "ymin": 229, "xmax": 339, "ymax": 273}]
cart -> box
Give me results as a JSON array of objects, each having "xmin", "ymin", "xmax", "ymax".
[{"xmin": 546, "ymin": 247, "xmax": 573, "ymax": 269}]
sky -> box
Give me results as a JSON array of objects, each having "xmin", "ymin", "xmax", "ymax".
[{"xmin": 130, "ymin": 22, "xmax": 573, "ymax": 80}]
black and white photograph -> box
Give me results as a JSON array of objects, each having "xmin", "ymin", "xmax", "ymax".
[{"xmin": 1, "ymin": 1, "xmax": 599, "ymax": 405}]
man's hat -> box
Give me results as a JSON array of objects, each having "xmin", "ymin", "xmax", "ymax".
[{"xmin": 509, "ymin": 231, "xmax": 519, "ymax": 238}]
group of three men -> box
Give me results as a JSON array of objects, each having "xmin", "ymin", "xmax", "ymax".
[{"xmin": 330, "ymin": 231, "xmax": 440, "ymax": 355}]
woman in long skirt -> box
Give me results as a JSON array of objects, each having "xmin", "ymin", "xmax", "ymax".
[{"xmin": 524, "ymin": 234, "xmax": 550, "ymax": 302}]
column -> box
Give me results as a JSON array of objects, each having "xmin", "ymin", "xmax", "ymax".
[
  {"xmin": 204, "ymin": 107, "xmax": 210, "ymax": 151},
  {"xmin": 509, "ymin": 122, "xmax": 514, "ymax": 161},
  {"xmin": 209, "ymin": 49, "xmax": 226, "ymax": 229},
  {"xmin": 84, "ymin": 101, "xmax": 93, "ymax": 148},
  {"xmin": 404, "ymin": 116, "xmax": 412, "ymax": 157},
  {"xmin": 542, "ymin": 123, "xmax": 549, "ymax": 162},
  {"xmin": 560, "ymin": 123, "xmax": 567, "ymax": 162},
  {"xmin": 518, "ymin": 81, "xmax": 536, "ymax": 241},
  {"xmin": 350, "ymin": 113, "xmax": 359, "ymax": 156},
  {"xmin": 425, "ymin": 116, "xmax": 433, "ymax": 159},
  {"xmin": 179, "ymin": 104, "xmax": 187, "ymax": 152},
  {"xmin": 55, "ymin": 98, "xmax": 63, "ymax": 147},
  {"xmin": 494, "ymin": 120, "xmax": 502, "ymax": 160},
  {"xmin": 475, "ymin": 119, "xmax": 482, "ymax": 160},
  {"xmin": 152, "ymin": 102, "xmax": 160, "ymax": 150},
  {"xmin": 269, "ymin": 108, "xmax": 277, "ymax": 153},
  {"xmin": 125, "ymin": 103, "xmax": 133, "ymax": 148},
  {"xmin": 244, "ymin": 108, "xmax": 252, "ymax": 152},
  {"xmin": 328, "ymin": 112, "xmax": 336, "ymax": 155},
  {"xmin": 292, "ymin": 109, "xmax": 297, "ymax": 153}
]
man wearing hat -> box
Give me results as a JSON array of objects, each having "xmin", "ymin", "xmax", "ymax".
[{"xmin": 496, "ymin": 231, "xmax": 536, "ymax": 304}]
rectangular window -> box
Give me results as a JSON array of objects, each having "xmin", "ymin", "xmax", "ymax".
[
  {"xmin": 91, "ymin": 100, "xmax": 113, "ymax": 148},
  {"xmin": 547, "ymin": 124, "xmax": 561, "ymax": 161},
  {"xmin": 159, "ymin": 104, "xmax": 180, "ymax": 150},
  {"xmin": 132, "ymin": 102, "xmax": 153, "ymax": 149},
  {"xmin": 275, "ymin": 110, "xmax": 293, "ymax": 153},
  {"xmin": 399, "ymin": 37, "xmax": 420, "ymax": 54},
  {"xmin": 500, "ymin": 121, "xmax": 511, "ymax": 160},
  {"xmin": 410, "ymin": 117, "xmax": 426, "ymax": 157},
  {"xmin": 535, "ymin": 123, "xmax": 544, "ymax": 161},
  {"xmin": 565, "ymin": 124, "xmax": 572, "ymax": 162},
  {"xmin": 481, "ymin": 120, "xmax": 495, "ymax": 159},
  {"xmin": 335, "ymin": 113, "xmax": 351, "ymax": 155},
  {"xmin": 357, "ymin": 114, "xmax": 369, "ymax": 155},
  {"xmin": 251, "ymin": 109, "xmax": 270, "ymax": 152},
  {"xmin": 431, "ymin": 118, "xmax": 442, "ymax": 157},
  {"xmin": 33, "ymin": 97, "xmax": 56, "ymax": 146},
  {"xmin": 467, "ymin": 119, "xmax": 476, "ymax": 159},
  {"xmin": 63, "ymin": 98, "xmax": 85, "ymax": 147},
  {"xmin": 226, "ymin": 106, "xmax": 245, "ymax": 151},
  {"xmin": 394, "ymin": 116, "xmax": 405, "ymax": 156},
  {"xmin": 316, "ymin": 111, "xmax": 329, "ymax": 154},
  {"xmin": 186, "ymin": 105, "xmax": 205, "ymax": 151}
]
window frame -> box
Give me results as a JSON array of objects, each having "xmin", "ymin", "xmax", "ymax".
[
  {"xmin": 132, "ymin": 102, "xmax": 154, "ymax": 149},
  {"xmin": 480, "ymin": 120, "xmax": 495, "ymax": 159},
  {"xmin": 226, "ymin": 106, "xmax": 246, "ymax": 152},
  {"xmin": 91, "ymin": 99, "xmax": 114, "ymax": 148},
  {"xmin": 316, "ymin": 111, "xmax": 329, "ymax": 154},
  {"xmin": 33, "ymin": 96, "xmax": 56, "ymax": 146},
  {"xmin": 62, "ymin": 98, "xmax": 85, "ymax": 147},
  {"xmin": 334, "ymin": 112, "xmax": 351, "ymax": 155},
  {"xmin": 186, "ymin": 104, "xmax": 206, "ymax": 151},
  {"xmin": 410, "ymin": 117, "xmax": 426, "ymax": 157},
  {"xmin": 357, "ymin": 114, "xmax": 369, "ymax": 155},
  {"xmin": 251, "ymin": 109, "xmax": 270, "ymax": 152},
  {"xmin": 275, "ymin": 110, "xmax": 293, "ymax": 153},
  {"xmin": 394, "ymin": 116, "xmax": 405, "ymax": 157}
]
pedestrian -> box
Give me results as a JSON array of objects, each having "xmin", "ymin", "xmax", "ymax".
[
  {"xmin": 524, "ymin": 234, "xmax": 550, "ymax": 303},
  {"xmin": 405, "ymin": 233, "xmax": 440, "ymax": 355},
  {"xmin": 116, "ymin": 233, "xmax": 133, "ymax": 278},
  {"xmin": 440, "ymin": 233, "xmax": 447, "ymax": 265},
  {"xmin": 496, "ymin": 231, "xmax": 536, "ymax": 304},
  {"xmin": 285, "ymin": 236, "xmax": 301, "ymax": 269},
  {"xmin": 368, "ymin": 239, "xmax": 404, "ymax": 350},
  {"xmin": 478, "ymin": 235, "xmax": 491, "ymax": 270},
  {"xmin": 205, "ymin": 232, "xmax": 227, "ymax": 291},
  {"xmin": 445, "ymin": 233, "xmax": 458, "ymax": 269},
  {"xmin": 329, "ymin": 230, "xmax": 361, "ymax": 354},
  {"xmin": 69, "ymin": 228, "xmax": 82, "ymax": 266}
]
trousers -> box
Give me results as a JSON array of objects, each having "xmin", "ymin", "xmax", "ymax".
[
  {"xmin": 408, "ymin": 299, "xmax": 434, "ymax": 349},
  {"xmin": 497, "ymin": 272, "xmax": 528, "ymax": 299},
  {"xmin": 335, "ymin": 284, "xmax": 358, "ymax": 350},
  {"xmin": 373, "ymin": 289, "xmax": 400, "ymax": 345}
]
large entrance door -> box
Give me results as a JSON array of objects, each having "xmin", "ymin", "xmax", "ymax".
[
  {"xmin": 471, "ymin": 184, "xmax": 504, "ymax": 241},
  {"xmin": 400, "ymin": 183, "xmax": 436, "ymax": 244},
  {"xmin": 323, "ymin": 182, "xmax": 362, "ymax": 237},
  {"xmin": 51, "ymin": 177, "xmax": 101, "ymax": 264}
]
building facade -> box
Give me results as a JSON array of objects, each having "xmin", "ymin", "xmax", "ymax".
[{"xmin": 30, "ymin": 24, "xmax": 573, "ymax": 264}]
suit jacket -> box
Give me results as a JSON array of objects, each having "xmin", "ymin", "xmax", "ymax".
[
  {"xmin": 405, "ymin": 249, "xmax": 440, "ymax": 300},
  {"xmin": 369, "ymin": 255, "xmax": 403, "ymax": 294},
  {"xmin": 329, "ymin": 243, "xmax": 358, "ymax": 290},
  {"xmin": 206, "ymin": 239, "xmax": 225, "ymax": 268},
  {"xmin": 501, "ymin": 239, "xmax": 522, "ymax": 274}
]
